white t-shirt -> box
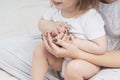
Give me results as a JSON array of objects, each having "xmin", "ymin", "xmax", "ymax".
[
  {"xmin": 43, "ymin": 7, "xmax": 105, "ymax": 40},
  {"xmin": 43, "ymin": 8, "xmax": 106, "ymax": 78},
  {"xmin": 99, "ymin": 0, "xmax": 120, "ymax": 50}
]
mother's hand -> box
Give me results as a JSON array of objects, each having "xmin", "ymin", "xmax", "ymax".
[{"xmin": 42, "ymin": 33, "xmax": 80, "ymax": 58}]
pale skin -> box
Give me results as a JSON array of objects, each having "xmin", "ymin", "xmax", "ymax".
[
  {"xmin": 42, "ymin": 32, "xmax": 120, "ymax": 80},
  {"xmin": 42, "ymin": 29, "xmax": 120, "ymax": 68},
  {"xmin": 32, "ymin": 0, "xmax": 107, "ymax": 80},
  {"xmin": 42, "ymin": 0, "xmax": 119, "ymax": 80},
  {"xmin": 42, "ymin": 32, "xmax": 106, "ymax": 80}
]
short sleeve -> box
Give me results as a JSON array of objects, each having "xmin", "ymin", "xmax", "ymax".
[
  {"xmin": 84, "ymin": 9, "xmax": 105, "ymax": 40},
  {"xmin": 43, "ymin": 7, "xmax": 58, "ymax": 21}
]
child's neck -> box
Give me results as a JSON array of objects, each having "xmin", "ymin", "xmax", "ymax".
[{"xmin": 61, "ymin": 8, "xmax": 82, "ymax": 18}]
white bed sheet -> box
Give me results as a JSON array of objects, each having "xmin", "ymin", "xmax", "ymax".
[
  {"xmin": 0, "ymin": 69, "xmax": 18, "ymax": 80},
  {"xmin": 0, "ymin": 0, "xmax": 49, "ymax": 79},
  {"xmin": 0, "ymin": 0, "xmax": 49, "ymax": 39}
]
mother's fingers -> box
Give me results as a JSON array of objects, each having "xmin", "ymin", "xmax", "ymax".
[
  {"xmin": 54, "ymin": 31, "xmax": 64, "ymax": 40},
  {"xmin": 42, "ymin": 33, "xmax": 53, "ymax": 53},
  {"xmin": 47, "ymin": 33, "xmax": 60, "ymax": 51},
  {"xmin": 69, "ymin": 33, "xmax": 76, "ymax": 43},
  {"xmin": 47, "ymin": 33, "xmax": 68, "ymax": 57},
  {"xmin": 53, "ymin": 38, "xmax": 71, "ymax": 50},
  {"xmin": 61, "ymin": 30, "xmax": 74, "ymax": 43}
]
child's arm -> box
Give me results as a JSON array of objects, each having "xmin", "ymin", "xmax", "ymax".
[
  {"xmin": 72, "ymin": 35, "xmax": 107, "ymax": 54},
  {"xmin": 38, "ymin": 17, "xmax": 68, "ymax": 37},
  {"xmin": 38, "ymin": 17, "xmax": 57, "ymax": 33},
  {"xmin": 72, "ymin": 10, "xmax": 107, "ymax": 55}
]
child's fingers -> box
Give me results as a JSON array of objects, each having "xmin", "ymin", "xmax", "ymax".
[
  {"xmin": 55, "ymin": 32, "xmax": 64, "ymax": 40},
  {"xmin": 51, "ymin": 29, "xmax": 59, "ymax": 37}
]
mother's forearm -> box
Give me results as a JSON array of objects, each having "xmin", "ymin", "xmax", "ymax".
[
  {"xmin": 73, "ymin": 38, "xmax": 106, "ymax": 54},
  {"xmin": 76, "ymin": 50, "xmax": 120, "ymax": 67}
]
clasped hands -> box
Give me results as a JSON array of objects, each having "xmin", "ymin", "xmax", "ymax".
[{"xmin": 41, "ymin": 23, "xmax": 79, "ymax": 58}]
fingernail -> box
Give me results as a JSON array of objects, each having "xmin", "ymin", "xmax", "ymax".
[
  {"xmin": 45, "ymin": 32, "xmax": 48, "ymax": 37},
  {"xmin": 64, "ymin": 30, "xmax": 66, "ymax": 34},
  {"xmin": 69, "ymin": 37, "xmax": 72, "ymax": 41},
  {"xmin": 53, "ymin": 38, "xmax": 57, "ymax": 42},
  {"xmin": 41, "ymin": 34, "xmax": 43, "ymax": 37},
  {"xmin": 46, "ymin": 32, "xmax": 48, "ymax": 35},
  {"xmin": 66, "ymin": 30, "xmax": 70, "ymax": 35},
  {"xmin": 41, "ymin": 34, "xmax": 43, "ymax": 40}
]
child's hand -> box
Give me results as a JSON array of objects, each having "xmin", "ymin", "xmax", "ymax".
[
  {"xmin": 42, "ymin": 22, "xmax": 71, "ymax": 43},
  {"xmin": 42, "ymin": 32, "xmax": 79, "ymax": 58},
  {"xmin": 39, "ymin": 19, "xmax": 69, "ymax": 35},
  {"xmin": 53, "ymin": 30, "xmax": 76, "ymax": 44},
  {"xmin": 51, "ymin": 22, "xmax": 70, "ymax": 37}
]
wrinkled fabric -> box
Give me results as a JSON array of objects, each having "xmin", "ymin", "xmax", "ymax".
[
  {"xmin": 90, "ymin": 68, "xmax": 120, "ymax": 80},
  {"xmin": 90, "ymin": 1, "xmax": 120, "ymax": 80},
  {"xmin": 99, "ymin": 0, "xmax": 120, "ymax": 50},
  {"xmin": 0, "ymin": 35, "xmax": 60, "ymax": 80},
  {"xmin": 0, "ymin": 0, "xmax": 120, "ymax": 80},
  {"xmin": 0, "ymin": 35, "xmax": 40, "ymax": 80}
]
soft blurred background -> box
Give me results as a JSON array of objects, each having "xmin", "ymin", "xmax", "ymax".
[
  {"xmin": 0, "ymin": 0, "xmax": 49, "ymax": 79},
  {"xmin": 0, "ymin": 0, "xmax": 49, "ymax": 39}
]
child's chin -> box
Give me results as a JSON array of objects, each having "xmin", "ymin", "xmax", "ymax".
[{"xmin": 55, "ymin": 6, "xmax": 62, "ymax": 9}]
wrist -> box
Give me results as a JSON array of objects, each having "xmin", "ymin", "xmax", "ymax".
[
  {"xmin": 75, "ymin": 50, "xmax": 91, "ymax": 60},
  {"xmin": 72, "ymin": 38, "xmax": 80, "ymax": 46}
]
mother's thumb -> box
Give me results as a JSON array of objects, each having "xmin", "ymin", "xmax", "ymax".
[{"xmin": 54, "ymin": 39, "xmax": 69, "ymax": 48}]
